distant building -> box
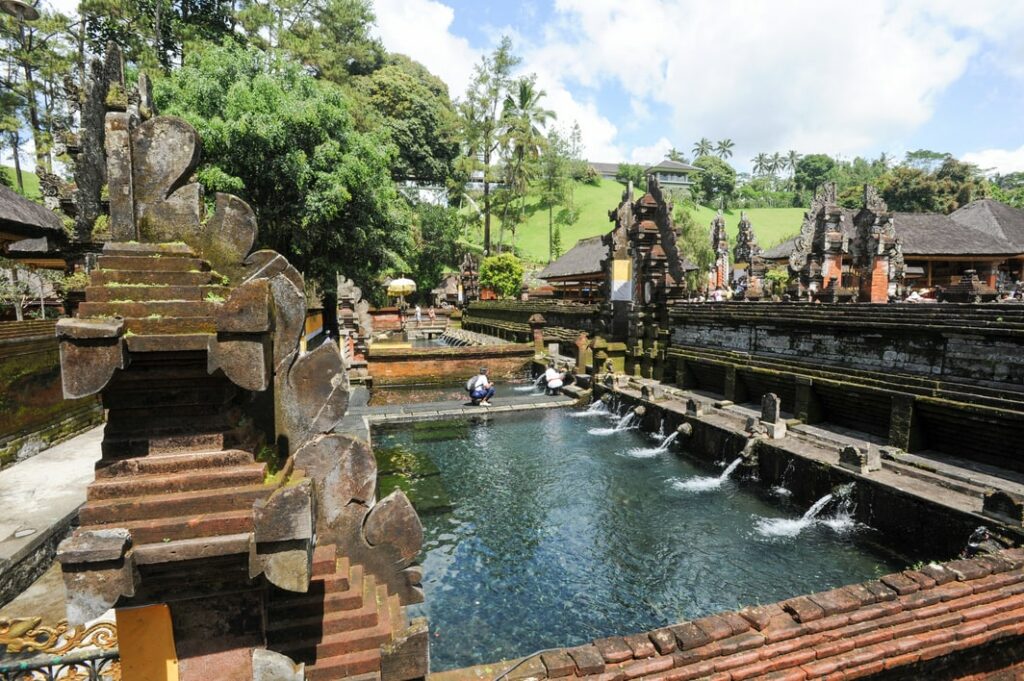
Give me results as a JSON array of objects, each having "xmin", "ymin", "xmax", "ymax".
[
  {"xmin": 0, "ymin": 183, "xmax": 65, "ymax": 260},
  {"xmin": 642, "ymin": 159, "xmax": 700, "ymax": 188},
  {"xmin": 589, "ymin": 162, "xmax": 621, "ymax": 180},
  {"xmin": 762, "ymin": 193, "xmax": 1024, "ymax": 291},
  {"xmin": 537, "ymin": 235, "xmax": 608, "ymax": 301}
]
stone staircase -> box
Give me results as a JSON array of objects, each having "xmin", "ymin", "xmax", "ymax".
[{"xmin": 268, "ymin": 544, "xmax": 406, "ymax": 681}]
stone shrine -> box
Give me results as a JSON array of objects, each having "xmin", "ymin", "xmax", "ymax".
[
  {"xmin": 732, "ymin": 211, "xmax": 764, "ymax": 299},
  {"xmin": 709, "ymin": 210, "xmax": 729, "ymax": 291},
  {"xmin": 53, "ymin": 54, "xmax": 426, "ymax": 681}
]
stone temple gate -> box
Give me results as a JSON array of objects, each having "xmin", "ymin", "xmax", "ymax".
[{"xmin": 52, "ymin": 53, "xmax": 426, "ymax": 681}]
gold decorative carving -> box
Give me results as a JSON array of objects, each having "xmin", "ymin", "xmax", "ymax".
[{"xmin": 0, "ymin": 617, "xmax": 117, "ymax": 655}]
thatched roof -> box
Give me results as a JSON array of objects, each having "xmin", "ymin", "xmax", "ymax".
[
  {"xmin": 0, "ymin": 184, "xmax": 63, "ymax": 239},
  {"xmin": 538, "ymin": 236, "xmax": 607, "ymax": 280}
]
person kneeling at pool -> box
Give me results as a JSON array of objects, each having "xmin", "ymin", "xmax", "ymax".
[
  {"xmin": 543, "ymin": 362, "xmax": 565, "ymax": 395},
  {"xmin": 466, "ymin": 367, "xmax": 495, "ymax": 406}
]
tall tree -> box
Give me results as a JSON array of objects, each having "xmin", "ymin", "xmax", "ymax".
[
  {"xmin": 785, "ymin": 150, "xmax": 801, "ymax": 187},
  {"xmin": 751, "ymin": 153, "xmax": 769, "ymax": 177},
  {"xmin": 457, "ymin": 36, "xmax": 520, "ymax": 256},
  {"xmin": 692, "ymin": 137, "xmax": 713, "ymax": 158},
  {"xmin": 714, "ymin": 138, "xmax": 734, "ymax": 159},
  {"xmin": 537, "ymin": 127, "xmax": 572, "ymax": 263},
  {"xmin": 794, "ymin": 153, "xmax": 835, "ymax": 191},
  {"xmin": 279, "ymin": 0, "xmax": 385, "ymax": 82},
  {"xmin": 666, "ymin": 147, "xmax": 687, "ymax": 163},
  {"xmin": 497, "ymin": 75, "xmax": 554, "ymax": 251}
]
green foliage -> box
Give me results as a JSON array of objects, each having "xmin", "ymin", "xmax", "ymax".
[
  {"xmin": 904, "ymin": 149, "xmax": 950, "ymax": 172},
  {"xmin": 408, "ymin": 204, "xmax": 463, "ymax": 300},
  {"xmin": 154, "ymin": 42, "xmax": 412, "ymax": 296},
  {"xmin": 794, "ymin": 154, "xmax": 836, "ymax": 191},
  {"xmin": 879, "ymin": 157, "xmax": 989, "ymax": 213},
  {"xmin": 479, "ymin": 253, "xmax": 524, "ymax": 298},
  {"xmin": 764, "ymin": 267, "xmax": 791, "ymax": 296},
  {"xmin": 693, "ymin": 155, "xmax": 736, "ymax": 209},
  {"xmin": 536, "ymin": 128, "xmax": 573, "ymax": 263},
  {"xmin": 615, "ymin": 162, "xmax": 645, "ymax": 189},
  {"xmin": 277, "ymin": 0, "xmax": 385, "ymax": 81},
  {"xmin": 91, "ymin": 213, "xmax": 110, "ymax": 238},
  {"xmin": 673, "ymin": 201, "xmax": 714, "ymax": 293},
  {"xmin": 62, "ymin": 271, "xmax": 90, "ymax": 292},
  {"xmin": 353, "ymin": 55, "xmax": 459, "ymax": 181}
]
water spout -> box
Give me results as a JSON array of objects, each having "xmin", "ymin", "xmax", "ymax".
[
  {"xmin": 672, "ymin": 457, "xmax": 743, "ymax": 491},
  {"xmin": 571, "ymin": 400, "xmax": 612, "ymax": 418},
  {"xmin": 624, "ymin": 429, "xmax": 680, "ymax": 458},
  {"xmin": 754, "ymin": 492, "xmax": 837, "ymax": 538},
  {"xmin": 588, "ymin": 411, "xmax": 637, "ymax": 436}
]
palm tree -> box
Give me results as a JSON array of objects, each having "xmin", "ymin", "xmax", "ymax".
[
  {"xmin": 785, "ymin": 150, "xmax": 802, "ymax": 189},
  {"xmin": 752, "ymin": 153, "xmax": 769, "ymax": 177},
  {"xmin": 715, "ymin": 139, "xmax": 734, "ymax": 159},
  {"xmin": 666, "ymin": 147, "xmax": 687, "ymax": 163},
  {"xmin": 768, "ymin": 152, "xmax": 784, "ymax": 184},
  {"xmin": 497, "ymin": 77, "xmax": 555, "ymax": 251},
  {"xmin": 692, "ymin": 137, "xmax": 714, "ymax": 158}
]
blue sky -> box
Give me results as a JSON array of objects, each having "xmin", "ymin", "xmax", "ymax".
[{"xmin": 373, "ymin": 0, "xmax": 1024, "ymax": 174}]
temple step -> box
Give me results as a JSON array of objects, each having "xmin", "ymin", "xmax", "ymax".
[
  {"xmin": 84, "ymin": 284, "xmax": 229, "ymax": 302},
  {"xmin": 312, "ymin": 544, "xmax": 339, "ymax": 575},
  {"xmin": 79, "ymin": 300, "xmax": 216, "ymax": 318},
  {"xmin": 268, "ymin": 561, "xmax": 359, "ymax": 617},
  {"xmin": 79, "ymin": 483, "xmax": 272, "ymax": 524},
  {"xmin": 96, "ymin": 255, "xmax": 210, "ymax": 272},
  {"xmin": 87, "ymin": 463, "xmax": 266, "ymax": 500},
  {"xmin": 116, "ymin": 509, "xmax": 254, "ymax": 544},
  {"xmin": 96, "ymin": 449, "xmax": 255, "ymax": 478},
  {"xmin": 125, "ymin": 333, "xmax": 212, "ymax": 352},
  {"xmin": 91, "ymin": 269, "xmax": 216, "ymax": 287},
  {"xmin": 121, "ymin": 316, "xmax": 217, "ymax": 336},
  {"xmin": 101, "ymin": 383, "xmax": 237, "ymax": 410},
  {"xmin": 102, "ymin": 242, "xmax": 196, "ymax": 258},
  {"xmin": 101, "ymin": 432, "xmax": 233, "ymax": 459},
  {"xmin": 268, "ymin": 572, "xmax": 382, "ymax": 642},
  {"xmin": 305, "ymin": 649, "xmax": 381, "ymax": 681}
]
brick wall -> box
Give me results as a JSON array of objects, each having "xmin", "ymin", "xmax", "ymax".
[
  {"xmin": 0, "ymin": 320, "xmax": 103, "ymax": 468},
  {"xmin": 367, "ymin": 344, "xmax": 534, "ymax": 386}
]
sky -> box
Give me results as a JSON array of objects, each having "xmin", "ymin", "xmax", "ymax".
[
  {"xmin": 370, "ymin": 0, "xmax": 1024, "ymax": 174},
  {"xmin": 24, "ymin": 0, "xmax": 1024, "ymax": 175}
]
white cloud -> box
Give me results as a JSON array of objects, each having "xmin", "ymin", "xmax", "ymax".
[
  {"xmin": 543, "ymin": 0, "xmax": 1024, "ymax": 168},
  {"xmin": 963, "ymin": 144, "xmax": 1024, "ymax": 175},
  {"xmin": 628, "ymin": 137, "xmax": 675, "ymax": 165},
  {"xmin": 372, "ymin": 0, "xmax": 480, "ymax": 96}
]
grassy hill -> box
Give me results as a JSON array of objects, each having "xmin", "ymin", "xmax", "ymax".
[
  {"xmin": 1, "ymin": 166, "xmax": 41, "ymax": 201},
  {"xmin": 498, "ymin": 178, "xmax": 804, "ymax": 264}
]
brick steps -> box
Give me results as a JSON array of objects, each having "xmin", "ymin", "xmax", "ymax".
[
  {"xmin": 79, "ymin": 300, "xmax": 216, "ymax": 318},
  {"xmin": 92, "ymin": 270, "xmax": 215, "ymax": 287},
  {"xmin": 84, "ymin": 284, "xmax": 229, "ymax": 302},
  {"xmin": 96, "ymin": 255, "xmax": 210, "ymax": 272},
  {"xmin": 132, "ymin": 532, "xmax": 252, "ymax": 565},
  {"xmin": 80, "ymin": 481, "xmax": 271, "ymax": 524},
  {"xmin": 268, "ymin": 548, "xmax": 407, "ymax": 680},
  {"xmin": 101, "ymin": 431, "xmax": 233, "ymax": 459},
  {"xmin": 87, "ymin": 463, "xmax": 266, "ymax": 500},
  {"xmin": 115, "ymin": 508, "xmax": 253, "ymax": 544}
]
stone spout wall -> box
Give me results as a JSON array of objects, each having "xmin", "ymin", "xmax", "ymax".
[
  {"xmin": 0, "ymin": 320, "xmax": 103, "ymax": 468},
  {"xmin": 666, "ymin": 303, "xmax": 1024, "ymax": 470}
]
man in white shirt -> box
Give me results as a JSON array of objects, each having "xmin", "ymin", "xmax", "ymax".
[
  {"xmin": 467, "ymin": 367, "xmax": 495, "ymax": 406},
  {"xmin": 543, "ymin": 363, "xmax": 565, "ymax": 395}
]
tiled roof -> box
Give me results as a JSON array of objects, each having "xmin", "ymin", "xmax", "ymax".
[
  {"xmin": 0, "ymin": 184, "xmax": 63, "ymax": 237},
  {"xmin": 506, "ymin": 549, "xmax": 1024, "ymax": 681},
  {"xmin": 950, "ymin": 199, "xmax": 1024, "ymax": 252},
  {"xmin": 645, "ymin": 159, "xmax": 700, "ymax": 174},
  {"xmin": 539, "ymin": 236, "xmax": 608, "ymax": 280},
  {"xmin": 590, "ymin": 162, "xmax": 621, "ymax": 176},
  {"xmin": 762, "ymin": 236, "xmax": 797, "ymax": 260}
]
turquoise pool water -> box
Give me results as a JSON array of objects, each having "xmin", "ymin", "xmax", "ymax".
[{"xmin": 372, "ymin": 408, "xmax": 905, "ymax": 671}]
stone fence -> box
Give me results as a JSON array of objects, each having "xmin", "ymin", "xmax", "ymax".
[
  {"xmin": 462, "ymin": 301, "xmax": 600, "ymax": 349},
  {"xmin": 0, "ymin": 320, "xmax": 103, "ymax": 468}
]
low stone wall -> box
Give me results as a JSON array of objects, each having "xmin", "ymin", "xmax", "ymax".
[
  {"xmin": 463, "ymin": 301, "xmax": 600, "ymax": 350},
  {"xmin": 0, "ymin": 320, "xmax": 103, "ymax": 468},
  {"xmin": 367, "ymin": 343, "xmax": 534, "ymax": 386}
]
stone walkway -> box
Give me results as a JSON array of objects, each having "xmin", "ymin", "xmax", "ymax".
[{"xmin": 0, "ymin": 425, "xmax": 103, "ymax": 608}]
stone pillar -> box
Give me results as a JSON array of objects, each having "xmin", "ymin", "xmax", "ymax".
[
  {"xmin": 105, "ymin": 111, "xmax": 136, "ymax": 240},
  {"xmin": 982, "ymin": 261, "xmax": 999, "ymax": 289},
  {"xmin": 723, "ymin": 365, "xmax": 747, "ymax": 403},
  {"xmin": 529, "ymin": 314, "xmax": 546, "ymax": 354},
  {"xmin": 574, "ymin": 332, "xmax": 591, "ymax": 374},
  {"xmin": 866, "ymin": 258, "xmax": 889, "ymax": 303},
  {"xmin": 676, "ymin": 358, "xmax": 698, "ymax": 389},
  {"xmin": 794, "ymin": 376, "xmax": 823, "ymax": 424},
  {"xmin": 888, "ymin": 394, "xmax": 922, "ymax": 452}
]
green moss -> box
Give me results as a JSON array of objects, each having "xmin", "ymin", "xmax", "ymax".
[
  {"xmin": 146, "ymin": 313, "xmax": 162, "ymax": 320},
  {"xmin": 204, "ymin": 291, "xmax": 225, "ymax": 303},
  {"xmin": 91, "ymin": 213, "xmax": 109, "ymax": 238},
  {"xmin": 256, "ymin": 443, "xmax": 282, "ymax": 477}
]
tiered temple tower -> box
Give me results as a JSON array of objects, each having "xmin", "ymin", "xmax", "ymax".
[
  {"xmin": 600, "ymin": 177, "xmax": 688, "ymax": 378},
  {"xmin": 732, "ymin": 211, "xmax": 765, "ymax": 299},
  {"xmin": 54, "ymin": 52, "xmax": 426, "ymax": 681},
  {"xmin": 709, "ymin": 210, "xmax": 730, "ymax": 291}
]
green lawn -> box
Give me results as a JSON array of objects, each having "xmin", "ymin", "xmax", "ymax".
[
  {"xmin": 502, "ymin": 177, "xmax": 804, "ymax": 264},
  {"xmin": 1, "ymin": 166, "xmax": 41, "ymax": 201}
]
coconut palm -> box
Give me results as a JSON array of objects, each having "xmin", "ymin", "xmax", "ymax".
[
  {"xmin": 692, "ymin": 137, "xmax": 714, "ymax": 158},
  {"xmin": 715, "ymin": 139, "xmax": 735, "ymax": 159},
  {"xmin": 666, "ymin": 147, "xmax": 687, "ymax": 163},
  {"xmin": 785, "ymin": 150, "xmax": 802, "ymax": 189},
  {"xmin": 768, "ymin": 152, "xmax": 784, "ymax": 186},
  {"xmin": 752, "ymin": 153, "xmax": 769, "ymax": 177}
]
